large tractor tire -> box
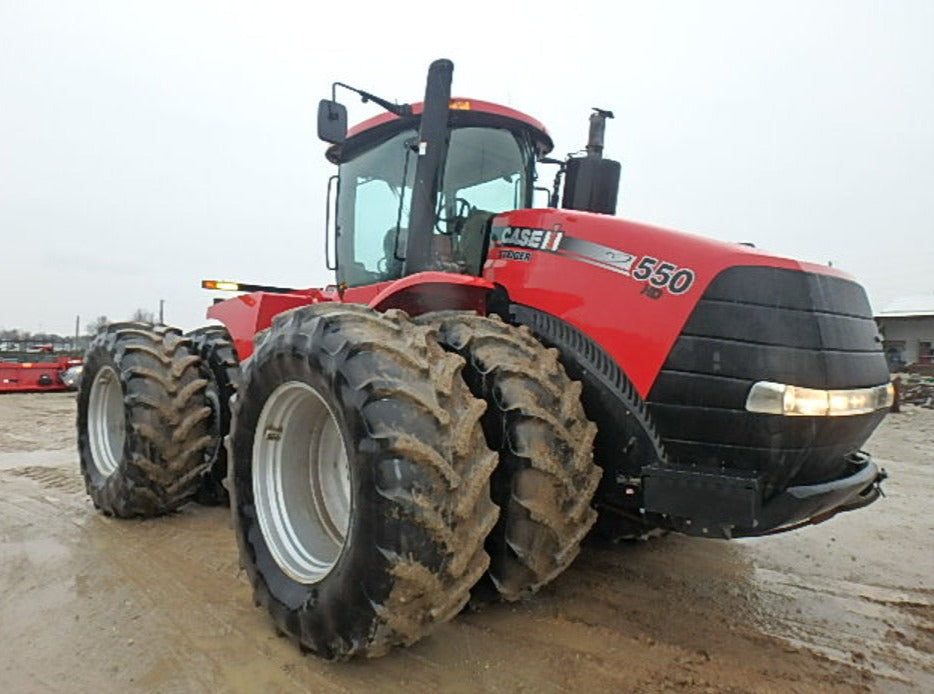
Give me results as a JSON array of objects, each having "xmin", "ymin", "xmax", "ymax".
[
  {"xmin": 186, "ymin": 326, "xmax": 241, "ymax": 506},
  {"xmin": 77, "ymin": 323, "xmax": 213, "ymax": 517},
  {"xmin": 420, "ymin": 312, "xmax": 602, "ymax": 601},
  {"xmin": 229, "ymin": 304, "xmax": 499, "ymax": 659}
]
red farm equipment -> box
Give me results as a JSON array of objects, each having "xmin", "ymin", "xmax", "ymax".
[
  {"xmin": 76, "ymin": 60, "xmax": 892, "ymax": 659},
  {"xmin": 0, "ymin": 348, "xmax": 82, "ymax": 393}
]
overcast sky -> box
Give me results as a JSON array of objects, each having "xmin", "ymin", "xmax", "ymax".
[{"xmin": 1, "ymin": 1, "xmax": 932, "ymax": 336}]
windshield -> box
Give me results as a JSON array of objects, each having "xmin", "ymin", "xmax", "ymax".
[
  {"xmin": 336, "ymin": 126, "xmax": 531, "ymax": 287},
  {"xmin": 442, "ymin": 127, "xmax": 529, "ymax": 217}
]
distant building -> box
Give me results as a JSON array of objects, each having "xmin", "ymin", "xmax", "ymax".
[{"xmin": 875, "ymin": 295, "xmax": 934, "ymax": 370}]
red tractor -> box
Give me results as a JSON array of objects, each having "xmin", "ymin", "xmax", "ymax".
[{"xmin": 76, "ymin": 60, "xmax": 892, "ymax": 659}]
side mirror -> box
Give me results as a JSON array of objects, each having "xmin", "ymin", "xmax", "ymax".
[{"xmin": 317, "ymin": 100, "xmax": 347, "ymax": 144}]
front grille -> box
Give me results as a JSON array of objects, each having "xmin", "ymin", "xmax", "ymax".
[{"xmin": 646, "ymin": 266, "xmax": 888, "ymax": 497}]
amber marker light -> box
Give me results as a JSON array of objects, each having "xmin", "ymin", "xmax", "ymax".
[{"xmin": 202, "ymin": 280, "xmax": 241, "ymax": 291}]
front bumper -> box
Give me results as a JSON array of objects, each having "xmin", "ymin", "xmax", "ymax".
[
  {"xmin": 745, "ymin": 451, "xmax": 884, "ymax": 536},
  {"xmin": 642, "ymin": 451, "xmax": 885, "ymax": 538}
]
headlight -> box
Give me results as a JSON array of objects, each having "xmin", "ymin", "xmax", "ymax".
[
  {"xmin": 745, "ymin": 381, "xmax": 894, "ymax": 416},
  {"xmin": 60, "ymin": 365, "xmax": 84, "ymax": 389}
]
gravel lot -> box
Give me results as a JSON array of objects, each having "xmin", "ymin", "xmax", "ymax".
[{"xmin": 0, "ymin": 392, "xmax": 930, "ymax": 693}]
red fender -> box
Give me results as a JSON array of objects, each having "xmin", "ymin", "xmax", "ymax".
[
  {"xmin": 343, "ymin": 271, "xmax": 495, "ymax": 315},
  {"xmin": 207, "ymin": 272, "xmax": 495, "ymax": 361},
  {"xmin": 206, "ymin": 289, "xmax": 336, "ymax": 361}
]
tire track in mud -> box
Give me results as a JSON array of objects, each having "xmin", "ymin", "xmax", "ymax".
[
  {"xmin": 511, "ymin": 539, "xmax": 872, "ymax": 693},
  {"xmin": 750, "ymin": 567, "xmax": 934, "ymax": 687},
  {"xmin": 741, "ymin": 438, "xmax": 934, "ymax": 693},
  {"xmin": 83, "ymin": 508, "xmax": 319, "ymax": 692},
  {"xmin": 0, "ymin": 392, "xmax": 77, "ymax": 452},
  {"xmin": 0, "ymin": 473, "xmax": 133, "ymax": 693},
  {"xmin": 0, "ymin": 461, "xmax": 257, "ymax": 691},
  {"xmin": 6, "ymin": 465, "xmax": 87, "ymax": 494},
  {"xmin": 1, "ymin": 464, "xmax": 872, "ymax": 694},
  {"xmin": 2, "ymin": 394, "xmax": 932, "ymax": 693},
  {"xmin": 1, "ymin": 466, "xmax": 514, "ymax": 692},
  {"xmin": 0, "ymin": 465, "xmax": 305, "ymax": 693}
]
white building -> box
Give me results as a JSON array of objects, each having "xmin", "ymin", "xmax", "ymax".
[{"xmin": 875, "ymin": 295, "xmax": 934, "ymax": 369}]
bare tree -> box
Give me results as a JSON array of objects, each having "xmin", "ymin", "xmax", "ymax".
[
  {"xmin": 131, "ymin": 308, "xmax": 155, "ymax": 323},
  {"xmin": 0, "ymin": 328, "xmax": 26, "ymax": 341},
  {"xmin": 86, "ymin": 315, "xmax": 110, "ymax": 336}
]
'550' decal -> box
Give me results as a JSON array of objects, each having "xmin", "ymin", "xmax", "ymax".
[
  {"xmin": 492, "ymin": 225, "xmax": 697, "ymax": 297},
  {"xmin": 630, "ymin": 256, "xmax": 695, "ymax": 295}
]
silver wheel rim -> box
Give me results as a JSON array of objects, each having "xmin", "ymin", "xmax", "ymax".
[
  {"xmin": 87, "ymin": 365, "xmax": 125, "ymax": 477},
  {"xmin": 253, "ymin": 381, "xmax": 351, "ymax": 584}
]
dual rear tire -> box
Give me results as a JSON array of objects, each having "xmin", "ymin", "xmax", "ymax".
[
  {"xmin": 77, "ymin": 307, "xmax": 601, "ymax": 658},
  {"xmin": 78, "ymin": 323, "xmax": 213, "ymax": 517},
  {"xmin": 186, "ymin": 326, "xmax": 240, "ymax": 505},
  {"xmin": 78, "ymin": 322, "xmax": 240, "ymax": 517}
]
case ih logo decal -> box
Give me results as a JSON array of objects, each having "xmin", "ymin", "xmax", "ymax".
[
  {"xmin": 495, "ymin": 226, "xmax": 564, "ymax": 252},
  {"xmin": 491, "ymin": 225, "xmax": 695, "ymax": 296}
]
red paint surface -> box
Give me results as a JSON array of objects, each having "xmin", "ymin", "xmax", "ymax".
[
  {"xmin": 343, "ymin": 98, "xmax": 550, "ymax": 142},
  {"xmin": 207, "ymin": 289, "xmax": 337, "ymax": 360},
  {"xmin": 207, "ymin": 273, "xmax": 495, "ymax": 361},
  {"xmin": 345, "ymin": 272, "xmax": 494, "ymax": 313},
  {"xmin": 484, "ymin": 209, "xmax": 851, "ymax": 397},
  {"xmin": 0, "ymin": 356, "xmax": 81, "ymax": 393},
  {"xmin": 207, "ymin": 206, "xmax": 852, "ymax": 389}
]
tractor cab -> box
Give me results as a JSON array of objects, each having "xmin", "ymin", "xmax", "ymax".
[
  {"xmin": 323, "ymin": 98, "xmax": 553, "ymax": 288},
  {"xmin": 319, "ymin": 60, "xmax": 621, "ymax": 291}
]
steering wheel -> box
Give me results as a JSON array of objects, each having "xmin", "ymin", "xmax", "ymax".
[{"xmin": 437, "ymin": 198, "xmax": 474, "ymax": 234}]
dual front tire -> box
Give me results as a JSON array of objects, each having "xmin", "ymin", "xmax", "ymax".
[
  {"xmin": 229, "ymin": 305, "xmax": 499, "ymax": 658},
  {"xmin": 421, "ymin": 312, "xmax": 601, "ymax": 601}
]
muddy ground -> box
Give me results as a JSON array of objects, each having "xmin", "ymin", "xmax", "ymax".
[{"xmin": 0, "ymin": 393, "xmax": 930, "ymax": 693}]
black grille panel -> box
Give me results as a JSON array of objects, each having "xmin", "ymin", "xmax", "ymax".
[
  {"xmin": 663, "ymin": 336, "xmax": 887, "ymax": 389},
  {"xmin": 683, "ymin": 300, "xmax": 883, "ymax": 352},
  {"xmin": 646, "ymin": 266, "xmax": 888, "ymax": 497}
]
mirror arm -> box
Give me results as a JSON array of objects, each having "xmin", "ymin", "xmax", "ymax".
[{"xmin": 332, "ymin": 82, "xmax": 412, "ymax": 118}]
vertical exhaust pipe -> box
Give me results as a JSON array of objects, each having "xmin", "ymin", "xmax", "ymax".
[
  {"xmin": 561, "ymin": 108, "xmax": 621, "ymax": 215},
  {"xmin": 585, "ymin": 108, "xmax": 613, "ymax": 159},
  {"xmin": 404, "ymin": 59, "xmax": 454, "ymax": 275}
]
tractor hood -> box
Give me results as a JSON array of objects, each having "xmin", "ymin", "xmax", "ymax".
[
  {"xmin": 484, "ymin": 207, "xmax": 890, "ymax": 502},
  {"xmin": 483, "ymin": 208, "xmax": 884, "ymax": 398}
]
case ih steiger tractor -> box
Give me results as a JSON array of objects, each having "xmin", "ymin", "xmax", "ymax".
[{"xmin": 77, "ymin": 60, "xmax": 893, "ymax": 659}]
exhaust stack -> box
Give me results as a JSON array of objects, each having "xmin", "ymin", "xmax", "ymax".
[{"xmin": 404, "ymin": 59, "xmax": 454, "ymax": 275}]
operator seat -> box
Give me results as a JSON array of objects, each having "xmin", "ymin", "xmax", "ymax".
[
  {"xmin": 456, "ymin": 208, "xmax": 495, "ymax": 276},
  {"xmin": 381, "ymin": 226, "xmax": 406, "ymax": 280}
]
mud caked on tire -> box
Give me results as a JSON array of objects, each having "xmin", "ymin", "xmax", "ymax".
[
  {"xmin": 77, "ymin": 323, "xmax": 213, "ymax": 517},
  {"xmin": 186, "ymin": 326, "xmax": 241, "ymax": 506},
  {"xmin": 421, "ymin": 312, "xmax": 602, "ymax": 601},
  {"xmin": 229, "ymin": 304, "xmax": 499, "ymax": 659}
]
